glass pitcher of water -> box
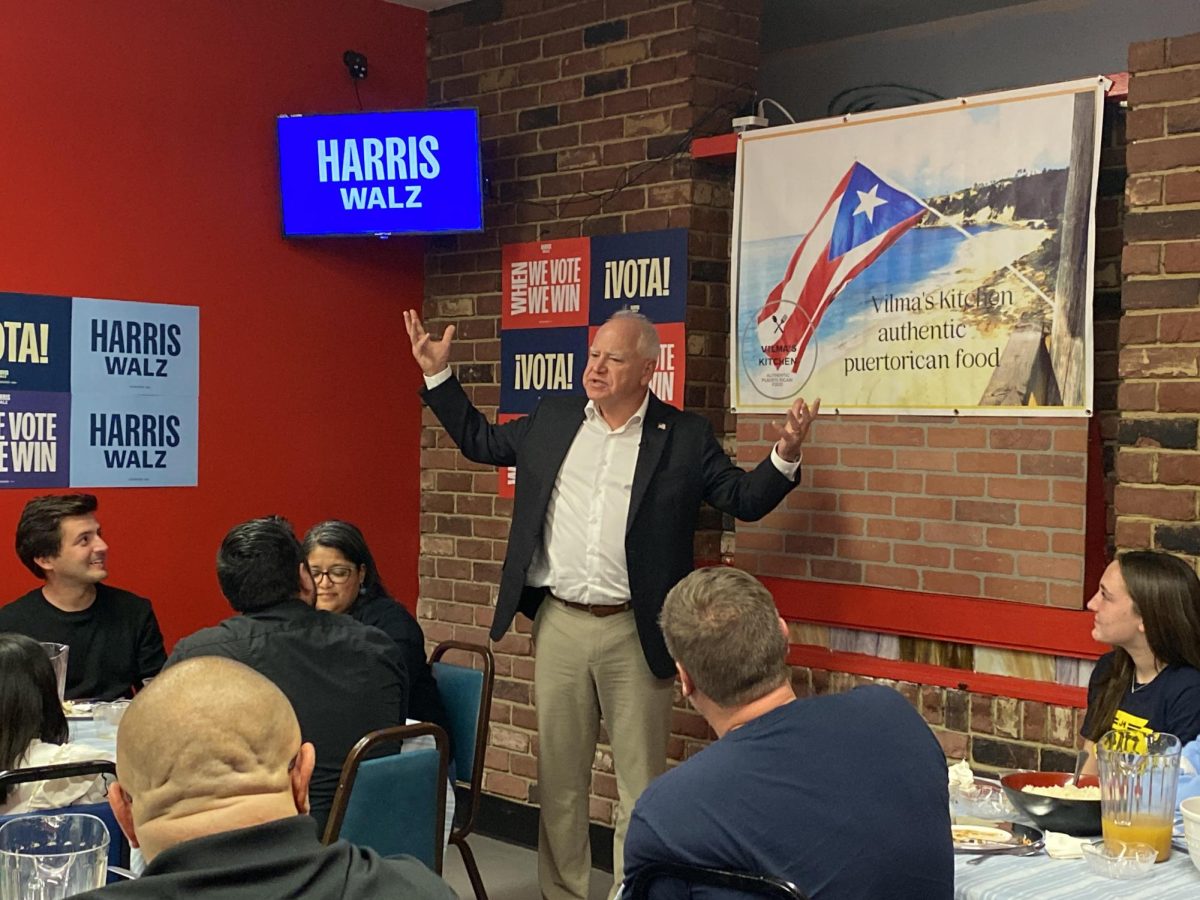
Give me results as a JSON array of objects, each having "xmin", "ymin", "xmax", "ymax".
[{"xmin": 0, "ymin": 813, "xmax": 109, "ymax": 898}]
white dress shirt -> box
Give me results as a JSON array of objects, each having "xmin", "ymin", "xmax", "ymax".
[{"xmin": 424, "ymin": 368, "xmax": 801, "ymax": 606}]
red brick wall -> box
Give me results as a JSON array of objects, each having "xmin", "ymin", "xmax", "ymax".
[
  {"xmin": 1118, "ymin": 32, "xmax": 1200, "ymax": 561},
  {"xmin": 736, "ymin": 414, "xmax": 1089, "ymax": 606}
]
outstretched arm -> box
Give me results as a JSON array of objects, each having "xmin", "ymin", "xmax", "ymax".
[{"xmin": 404, "ymin": 309, "xmax": 456, "ymax": 377}]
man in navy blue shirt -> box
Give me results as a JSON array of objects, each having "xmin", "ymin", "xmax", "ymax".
[{"xmin": 623, "ymin": 567, "xmax": 953, "ymax": 900}]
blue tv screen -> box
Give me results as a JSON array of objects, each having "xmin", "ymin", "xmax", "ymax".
[{"xmin": 276, "ymin": 108, "xmax": 483, "ymax": 238}]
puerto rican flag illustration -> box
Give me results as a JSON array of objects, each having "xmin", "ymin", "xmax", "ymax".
[{"xmin": 757, "ymin": 161, "xmax": 927, "ymax": 371}]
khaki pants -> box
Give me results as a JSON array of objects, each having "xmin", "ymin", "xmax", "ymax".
[{"xmin": 533, "ymin": 599, "xmax": 675, "ymax": 900}]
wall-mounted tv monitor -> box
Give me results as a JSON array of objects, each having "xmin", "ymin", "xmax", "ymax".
[{"xmin": 276, "ymin": 108, "xmax": 483, "ymax": 238}]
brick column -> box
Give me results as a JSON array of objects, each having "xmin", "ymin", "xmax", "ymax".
[
  {"xmin": 1119, "ymin": 31, "xmax": 1200, "ymax": 561},
  {"xmin": 421, "ymin": 0, "xmax": 760, "ymax": 824}
]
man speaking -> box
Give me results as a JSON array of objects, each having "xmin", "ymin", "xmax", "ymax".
[{"xmin": 405, "ymin": 308, "xmax": 818, "ymax": 900}]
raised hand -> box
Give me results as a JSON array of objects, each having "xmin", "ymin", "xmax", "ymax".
[
  {"xmin": 773, "ymin": 396, "xmax": 821, "ymax": 463},
  {"xmin": 403, "ymin": 309, "xmax": 456, "ymax": 377}
]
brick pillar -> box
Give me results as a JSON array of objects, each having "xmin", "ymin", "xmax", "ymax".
[
  {"xmin": 421, "ymin": 0, "xmax": 760, "ymax": 823},
  {"xmin": 1119, "ymin": 31, "xmax": 1200, "ymax": 562}
]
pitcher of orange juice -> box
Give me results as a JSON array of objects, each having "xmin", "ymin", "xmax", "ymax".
[{"xmin": 1097, "ymin": 729, "xmax": 1181, "ymax": 862}]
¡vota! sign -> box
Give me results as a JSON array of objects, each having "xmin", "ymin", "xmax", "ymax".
[
  {"xmin": 276, "ymin": 108, "xmax": 484, "ymax": 237},
  {"xmin": 495, "ymin": 228, "xmax": 688, "ymax": 497}
]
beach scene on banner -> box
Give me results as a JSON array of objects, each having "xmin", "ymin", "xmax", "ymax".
[{"xmin": 731, "ymin": 79, "xmax": 1103, "ymax": 416}]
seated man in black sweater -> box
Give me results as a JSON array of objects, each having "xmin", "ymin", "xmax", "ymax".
[
  {"xmin": 0, "ymin": 493, "xmax": 165, "ymax": 700},
  {"xmin": 167, "ymin": 516, "xmax": 408, "ymax": 834},
  {"xmin": 76, "ymin": 656, "xmax": 455, "ymax": 900}
]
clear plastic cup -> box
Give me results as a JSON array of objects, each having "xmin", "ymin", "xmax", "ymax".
[
  {"xmin": 94, "ymin": 700, "xmax": 131, "ymax": 739},
  {"xmin": 39, "ymin": 643, "xmax": 69, "ymax": 703},
  {"xmin": 1097, "ymin": 729, "xmax": 1182, "ymax": 862},
  {"xmin": 0, "ymin": 813, "xmax": 109, "ymax": 898}
]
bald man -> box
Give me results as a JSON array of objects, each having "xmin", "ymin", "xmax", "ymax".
[{"xmin": 74, "ymin": 657, "xmax": 456, "ymax": 899}]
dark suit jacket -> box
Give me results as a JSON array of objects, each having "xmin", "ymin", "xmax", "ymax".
[{"xmin": 423, "ymin": 375, "xmax": 799, "ymax": 678}]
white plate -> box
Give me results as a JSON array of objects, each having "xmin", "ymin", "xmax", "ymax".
[
  {"xmin": 952, "ymin": 821, "xmax": 1043, "ymax": 854},
  {"xmin": 63, "ymin": 701, "xmax": 96, "ymax": 719}
]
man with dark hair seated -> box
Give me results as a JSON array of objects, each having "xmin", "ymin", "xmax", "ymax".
[
  {"xmin": 0, "ymin": 493, "xmax": 165, "ymax": 699},
  {"xmin": 166, "ymin": 516, "xmax": 407, "ymax": 834},
  {"xmin": 75, "ymin": 657, "xmax": 455, "ymax": 899},
  {"xmin": 623, "ymin": 567, "xmax": 953, "ymax": 900}
]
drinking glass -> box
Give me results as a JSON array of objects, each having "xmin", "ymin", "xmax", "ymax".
[
  {"xmin": 0, "ymin": 813, "xmax": 109, "ymax": 898},
  {"xmin": 1097, "ymin": 729, "xmax": 1182, "ymax": 861},
  {"xmin": 94, "ymin": 700, "xmax": 131, "ymax": 740},
  {"xmin": 39, "ymin": 643, "xmax": 69, "ymax": 703}
]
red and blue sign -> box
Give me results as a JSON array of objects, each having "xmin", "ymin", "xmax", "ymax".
[{"xmin": 497, "ymin": 228, "xmax": 688, "ymax": 497}]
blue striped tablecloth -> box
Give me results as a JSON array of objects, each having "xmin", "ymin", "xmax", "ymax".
[
  {"xmin": 955, "ymin": 849, "xmax": 1200, "ymax": 899},
  {"xmin": 69, "ymin": 717, "xmax": 113, "ymax": 753}
]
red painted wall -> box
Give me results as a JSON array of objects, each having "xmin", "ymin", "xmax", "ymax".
[{"xmin": 0, "ymin": 1, "xmax": 429, "ymax": 645}]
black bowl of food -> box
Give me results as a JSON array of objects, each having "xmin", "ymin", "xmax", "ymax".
[{"xmin": 1000, "ymin": 771, "xmax": 1102, "ymax": 836}]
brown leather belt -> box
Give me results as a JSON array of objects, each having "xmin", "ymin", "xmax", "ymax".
[{"xmin": 552, "ymin": 594, "xmax": 632, "ymax": 617}]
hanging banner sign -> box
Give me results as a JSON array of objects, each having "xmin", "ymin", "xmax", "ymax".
[{"xmin": 731, "ymin": 78, "xmax": 1104, "ymax": 416}]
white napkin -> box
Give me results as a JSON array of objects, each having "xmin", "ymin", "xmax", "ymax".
[{"xmin": 1044, "ymin": 831, "xmax": 1087, "ymax": 859}]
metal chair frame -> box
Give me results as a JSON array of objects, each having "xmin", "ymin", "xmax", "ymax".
[
  {"xmin": 431, "ymin": 639, "xmax": 495, "ymax": 900},
  {"xmin": 322, "ymin": 722, "xmax": 449, "ymax": 873},
  {"xmin": 625, "ymin": 861, "xmax": 809, "ymax": 899}
]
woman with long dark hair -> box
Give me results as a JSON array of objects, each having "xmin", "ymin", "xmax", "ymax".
[
  {"xmin": 0, "ymin": 632, "xmax": 112, "ymax": 812},
  {"xmin": 1080, "ymin": 551, "xmax": 1200, "ymax": 773},
  {"xmin": 302, "ymin": 521, "xmax": 451, "ymax": 738}
]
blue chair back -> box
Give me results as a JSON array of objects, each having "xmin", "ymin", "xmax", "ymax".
[
  {"xmin": 322, "ymin": 723, "xmax": 448, "ymax": 873},
  {"xmin": 0, "ymin": 761, "xmax": 129, "ymax": 868},
  {"xmin": 432, "ymin": 660, "xmax": 485, "ymax": 783},
  {"xmin": 429, "ymin": 641, "xmax": 494, "ymax": 900}
]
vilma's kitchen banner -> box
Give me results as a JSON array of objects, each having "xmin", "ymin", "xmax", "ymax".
[
  {"xmin": 497, "ymin": 228, "xmax": 688, "ymax": 496},
  {"xmin": 0, "ymin": 292, "xmax": 199, "ymax": 488},
  {"xmin": 732, "ymin": 78, "xmax": 1105, "ymax": 416}
]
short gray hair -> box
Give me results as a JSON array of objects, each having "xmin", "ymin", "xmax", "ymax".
[
  {"xmin": 609, "ymin": 309, "xmax": 660, "ymax": 362},
  {"xmin": 660, "ymin": 567, "xmax": 790, "ymax": 707}
]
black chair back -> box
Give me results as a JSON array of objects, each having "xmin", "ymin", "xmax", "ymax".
[{"xmin": 625, "ymin": 861, "xmax": 809, "ymax": 899}]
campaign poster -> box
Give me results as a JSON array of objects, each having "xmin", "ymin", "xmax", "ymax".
[
  {"xmin": 496, "ymin": 227, "xmax": 689, "ymax": 495},
  {"xmin": 69, "ymin": 393, "xmax": 199, "ymax": 488},
  {"xmin": 588, "ymin": 228, "xmax": 688, "ymax": 324},
  {"xmin": 0, "ymin": 293, "xmax": 72, "ymax": 393},
  {"xmin": 731, "ymin": 78, "xmax": 1104, "ymax": 416},
  {"xmin": 71, "ymin": 298, "xmax": 200, "ymax": 396},
  {"xmin": 501, "ymin": 237, "xmax": 590, "ymax": 330},
  {"xmin": 500, "ymin": 327, "xmax": 589, "ymax": 415},
  {"xmin": 0, "ymin": 392, "xmax": 70, "ymax": 488}
]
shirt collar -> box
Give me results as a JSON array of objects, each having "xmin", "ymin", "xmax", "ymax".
[{"xmin": 584, "ymin": 390, "xmax": 651, "ymax": 432}]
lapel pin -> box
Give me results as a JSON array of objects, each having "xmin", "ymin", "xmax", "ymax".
[{"xmin": 657, "ymin": 423, "xmax": 666, "ymax": 430}]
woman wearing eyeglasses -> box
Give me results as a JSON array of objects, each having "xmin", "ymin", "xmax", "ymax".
[{"xmin": 302, "ymin": 521, "xmax": 450, "ymax": 738}]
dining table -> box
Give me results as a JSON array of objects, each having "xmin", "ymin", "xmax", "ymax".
[{"xmin": 954, "ymin": 843, "xmax": 1200, "ymax": 898}]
